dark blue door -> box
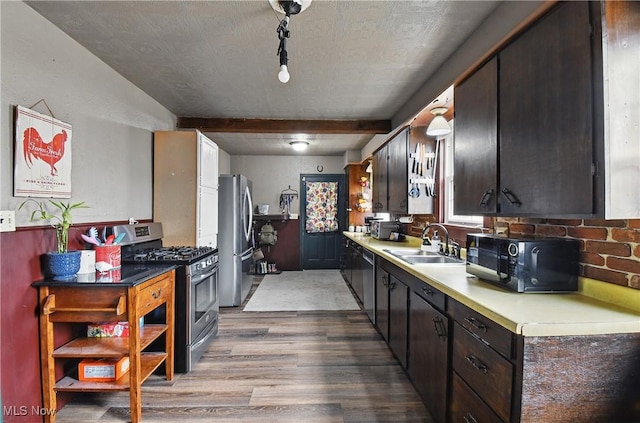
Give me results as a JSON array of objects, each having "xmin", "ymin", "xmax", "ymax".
[{"xmin": 300, "ymin": 174, "xmax": 346, "ymax": 269}]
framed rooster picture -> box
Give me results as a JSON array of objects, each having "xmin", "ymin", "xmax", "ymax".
[{"xmin": 14, "ymin": 105, "xmax": 73, "ymax": 198}]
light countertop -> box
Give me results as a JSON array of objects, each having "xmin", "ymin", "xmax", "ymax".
[{"xmin": 344, "ymin": 232, "xmax": 640, "ymax": 337}]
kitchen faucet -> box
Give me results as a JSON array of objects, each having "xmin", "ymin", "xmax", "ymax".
[{"xmin": 422, "ymin": 223, "xmax": 450, "ymax": 255}]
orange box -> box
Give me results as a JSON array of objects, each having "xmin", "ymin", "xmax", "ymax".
[{"xmin": 78, "ymin": 357, "xmax": 129, "ymax": 382}]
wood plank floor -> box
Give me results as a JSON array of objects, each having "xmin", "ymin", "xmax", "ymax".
[{"xmin": 54, "ymin": 275, "xmax": 433, "ymax": 422}]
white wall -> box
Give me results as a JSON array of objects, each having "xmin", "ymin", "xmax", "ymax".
[
  {"xmin": 230, "ymin": 155, "xmax": 344, "ymax": 216},
  {"xmin": 1, "ymin": 2, "xmax": 176, "ymax": 226},
  {"xmin": 218, "ymin": 148, "xmax": 231, "ymax": 175}
]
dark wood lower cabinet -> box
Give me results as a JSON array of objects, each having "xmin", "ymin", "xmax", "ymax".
[
  {"xmin": 370, "ymin": 251, "xmax": 640, "ymax": 423},
  {"xmin": 450, "ymin": 372, "xmax": 503, "ymax": 423},
  {"xmin": 388, "ymin": 274, "xmax": 408, "ymax": 369},
  {"xmin": 408, "ymin": 291, "xmax": 448, "ymax": 423},
  {"xmin": 451, "ymin": 322, "xmax": 513, "ymax": 422},
  {"xmin": 375, "ymin": 266, "xmax": 390, "ymax": 342}
]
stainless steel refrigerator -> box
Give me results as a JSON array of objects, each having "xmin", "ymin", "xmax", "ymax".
[{"xmin": 218, "ymin": 174, "xmax": 254, "ymax": 306}]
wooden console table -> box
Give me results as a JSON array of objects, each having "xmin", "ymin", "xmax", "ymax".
[{"xmin": 34, "ymin": 266, "xmax": 176, "ymax": 423}]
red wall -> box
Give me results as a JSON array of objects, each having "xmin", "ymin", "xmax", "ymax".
[
  {"xmin": 254, "ymin": 217, "xmax": 301, "ymax": 271},
  {"xmin": 1, "ymin": 229, "xmax": 47, "ymax": 423},
  {"xmin": 0, "ymin": 224, "xmax": 118, "ymax": 422}
]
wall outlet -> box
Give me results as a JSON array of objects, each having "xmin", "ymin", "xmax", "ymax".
[
  {"xmin": 494, "ymin": 225, "xmax": 509, "ymax": 236},
  {"xmin": 0, "ymin": 210, "xmax": 16, "ymax": 232}
]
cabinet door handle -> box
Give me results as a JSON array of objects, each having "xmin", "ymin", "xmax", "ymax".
[
  {"xmin": 501, "ymin": 188, "xmax": 522, "ymax": 207},
  {"xmin": 151, "ymin": 288, "xmax": 162, "ymax": 299},
  {"xmin": 421, "ymin": 286, "xmax": 434, "ymax": 297},
  {"xmin": 465, "ymin": 354, "xmax": 488, "ymax": 374},
  {"xmin": 382, "ymin": 274, "xmax": 388, "ymax": 287},
  {"xmin": 479, "ymin": 188, "xmax": 494, "ymax": 208},
  {"xmin": 463, "ymin": 412, "xmax": 478, "ymax": 423},
  {"xmin": 432, "ymin": 317, "xmax": 447, "ymax": 340},
  {"xmin": 464, "ymin": 317, "xmax": 488, "ymax": 332}
]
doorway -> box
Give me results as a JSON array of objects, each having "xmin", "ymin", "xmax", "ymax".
[{"xmin": 300, "ymin": 174, "xmax": 346, "ymax": 269}]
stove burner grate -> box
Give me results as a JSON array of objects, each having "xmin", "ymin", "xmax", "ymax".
[{"xmin": 130, "ymin": 246, "xmax": 215, "ymax": 262}]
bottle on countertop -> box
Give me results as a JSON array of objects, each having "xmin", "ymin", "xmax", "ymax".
[
  {"xmin": 431, "ymin": 230, "xmax": 441, "ymax": 253},
  {"xmin": 420, "ymin": 237, "xmax": 432, "ymax": 252}
]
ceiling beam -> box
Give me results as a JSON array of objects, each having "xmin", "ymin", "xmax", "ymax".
[{"xmin": 176, "ymin": 117, "xmax": 391, "ymax": 134}]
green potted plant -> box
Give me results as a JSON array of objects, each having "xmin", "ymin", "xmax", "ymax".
[{"xmin": 19, "ymin": 199, "xmax": 88, "ymax": 280}]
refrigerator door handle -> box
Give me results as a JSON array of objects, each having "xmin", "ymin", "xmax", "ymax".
[
  {"xmin": 244, "ymin": 185, "xmax": 253, "ymax": 242},
  {"xmin": 240, "ymin": 249, "xmax": 253, "ymax": 261}
]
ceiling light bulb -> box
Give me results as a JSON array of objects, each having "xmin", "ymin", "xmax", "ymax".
[
  {"xmin": 278, "ymin": 65, "xmax": 290, "ymax": 83},
  {"xmin": 290, "ymin": 141, "xmax": 308, "ymax": 151}
]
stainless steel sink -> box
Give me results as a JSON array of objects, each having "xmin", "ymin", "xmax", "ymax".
[
  {"xmin": 382, "ymin": 248, "xmax": 463, "ymax": 265},
  {"xmin": 399, "ymin": 255, "xmax": 463, "ymax": 265},
  {"xmin": 383, "ymin": 248, "xmax": 438, "ymax": 257}
]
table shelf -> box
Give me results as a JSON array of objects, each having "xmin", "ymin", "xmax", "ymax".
[
  {"xmin": 55, "ymin": 352, "xmax": 167, "ymax": 392},
  {"xmin": 53, "ymin": 325, "xmax": 167, "ymax": 358}
]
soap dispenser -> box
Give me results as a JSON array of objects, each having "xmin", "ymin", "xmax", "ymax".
[{"xmin": 431, "ymin": 230, "xmax": 441, "ymax": 253}]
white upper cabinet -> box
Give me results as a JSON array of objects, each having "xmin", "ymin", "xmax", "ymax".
[{"xmin": 154, "ymin": 131, "xmax": 219, "ymax": 247}]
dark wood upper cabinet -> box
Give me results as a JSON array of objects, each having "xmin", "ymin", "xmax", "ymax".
[
  {"xmin": 371, "ymin": 128, "xmax": 408, "ymax": 214},
  {"xmin": 499, "ymin": 1, "xmax": 593, "ymax": 216},
  {"xmin": 454, "ymin": 56, "xmax": 498, "ymax": 215},
  {"xmin": 455, "ymin": 1, "xmax": 640, "ymax": 218},
  {"xmin": 455, "ymin": 2, "xmax": 593, "ymax": 217},
  {"xmin": 372, "ymin": 144, "xmax": 388, "ymax": 212},
  {"xmin": 387, "ymin": 128, "xmax": 409, "ymax": 214}
]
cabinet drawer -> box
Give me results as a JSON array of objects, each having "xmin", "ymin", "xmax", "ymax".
[
  {"xmin": 450, "ymin": 372, "xmax": 503, "ymax": 423},
  {"xmin": 138, "ymin": 276, "xmax": 172, "ymax": 316},
  {"xmin": 414, "ymin": 282, "xmax": 445, "ymax": 311},
  {"xmin": 452, "ymin": 322, "xmax": 513, "ymax": 423},
  {"xmin": 450, "ymin": 300, "xmax": 513, "ymax": 358}
]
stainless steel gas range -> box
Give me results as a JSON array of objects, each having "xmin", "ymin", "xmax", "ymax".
[{"xmin": 113, "ymin": 223, "xmax": 219, "ymax": 373}]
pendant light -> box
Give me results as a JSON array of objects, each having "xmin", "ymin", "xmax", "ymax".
[
  {"xmin": 271, "ymin": 0, "xmax": 313, "ymax": 84},
  {"xmin": 426, "ymin": 107, "xmax": 451, "ymax": 137}
]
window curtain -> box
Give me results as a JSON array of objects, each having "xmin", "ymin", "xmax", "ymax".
[{"xmin": 305, "ymin": 181, "xmax": 339, "ymax": 233}]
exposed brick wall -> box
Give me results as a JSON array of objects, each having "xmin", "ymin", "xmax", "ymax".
[
  {"xmin": 497, "ymin": 218, "xmax": 640, "ymax": 289},
  {"xmin": 403, "ymin": 216, "xmax": 640, "ymax": 289}
]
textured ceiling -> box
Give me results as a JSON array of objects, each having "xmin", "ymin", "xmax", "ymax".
[{"xmin": 26, "ymin": 0, "xmax": 499, "ymax": 156}]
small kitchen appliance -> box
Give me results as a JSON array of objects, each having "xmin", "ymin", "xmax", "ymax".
[
  {"xmin": 466, "ymin": 233, "xmax": 579, "ymax": 293},
  {"xmin": 370, "ymin": 220, "xmax": 400, "ymax": 240},
  {"xmin": 114, "ymin": 222, "xmax": 219, "ymax": 373}
]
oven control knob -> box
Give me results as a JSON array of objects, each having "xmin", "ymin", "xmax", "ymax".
[{"xmin": 508, "ymin": 242, "xmax": 519, "ymax": 257}]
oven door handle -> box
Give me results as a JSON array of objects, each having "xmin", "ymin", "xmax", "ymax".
[
  {"xmin": 191, "ymin": 321, "xmax": 218, "ymax": 350},
  {"xmin": 190, "ymin": 267, "xmax": 218, "ymax": 285}
]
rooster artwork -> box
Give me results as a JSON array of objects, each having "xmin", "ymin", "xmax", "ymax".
[
  {"xmin": 14, "ymin": 105, "xmax": 73, "ymax": 198},
  {"xmin": 23, "ymin": 127, "xmax": 68, "ymax": 176}
]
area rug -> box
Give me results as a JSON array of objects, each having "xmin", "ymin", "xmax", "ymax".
[{"xmin": 243, "ymin": 270, "xmax": 360, "ymax": 312}]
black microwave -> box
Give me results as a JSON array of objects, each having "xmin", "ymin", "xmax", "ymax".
[{"xmin": 466, "ymin": 233, "xmax": 579, "ymax": 293}]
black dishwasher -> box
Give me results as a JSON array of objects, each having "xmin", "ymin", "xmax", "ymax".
[{"xmin": 361, "ymin": 248, "xmax": 375, "ymax": 324}]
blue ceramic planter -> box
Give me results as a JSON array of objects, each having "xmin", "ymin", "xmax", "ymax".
[{"xmin": 43, "ymin": 251, "xmax": 81, "ymax": 281}]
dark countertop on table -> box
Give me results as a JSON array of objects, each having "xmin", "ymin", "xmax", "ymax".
[{"xmin": 32, "ymin": 263, "xmax": 178, "ymax": 287}]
